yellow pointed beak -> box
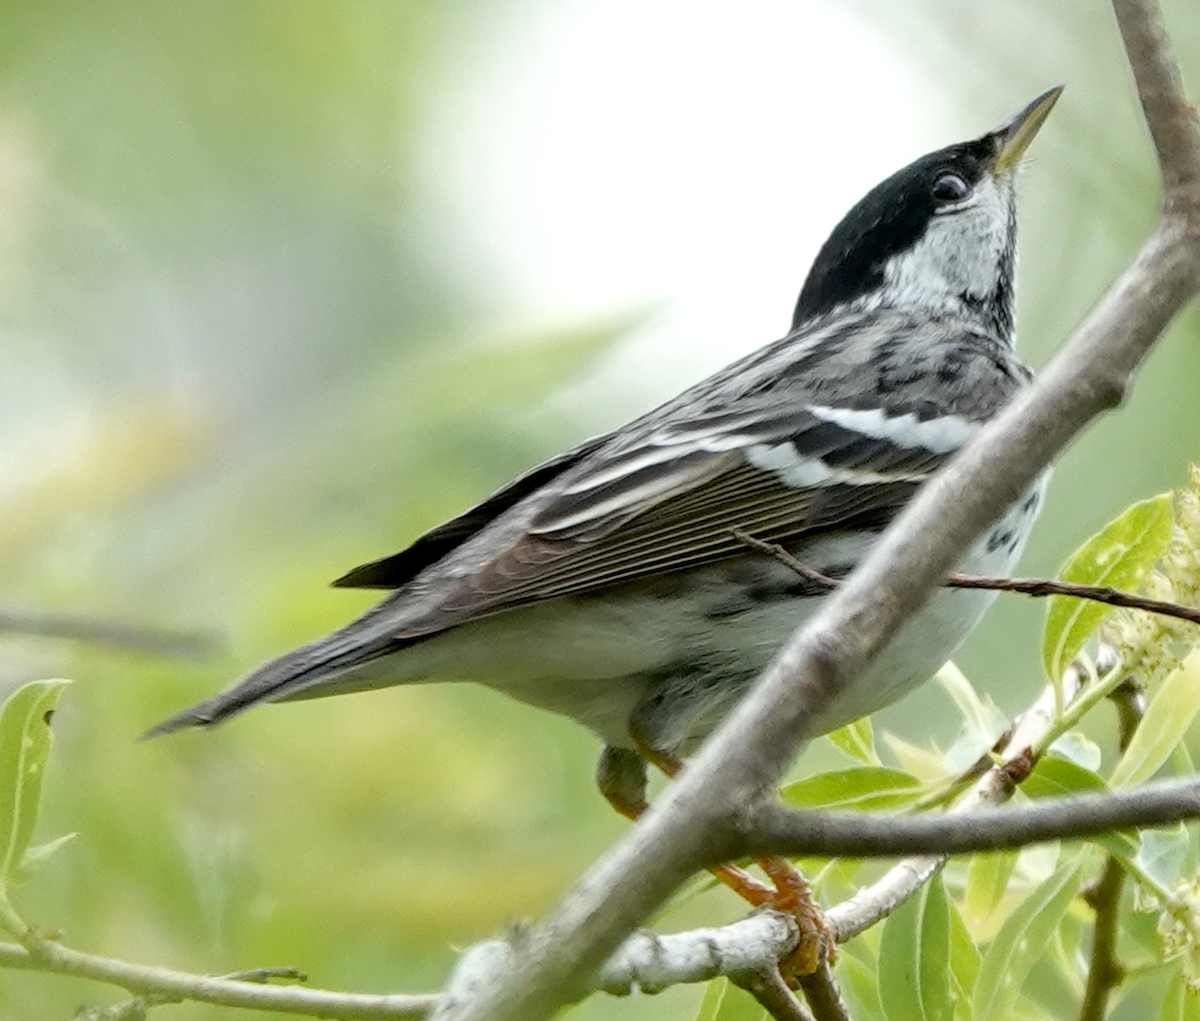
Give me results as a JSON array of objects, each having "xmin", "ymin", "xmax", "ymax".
[{"xmin": 993, "ymin": 86, "xmax": 1063, "ymax": 172}]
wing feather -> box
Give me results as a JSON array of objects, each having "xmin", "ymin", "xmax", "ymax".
[{"xmin": 392, "ymin": 419, "xmax": 946, "ymax": 636}]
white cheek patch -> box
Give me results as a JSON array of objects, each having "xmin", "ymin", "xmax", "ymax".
[{"xmin": 880, "ymin": 176, "xmax": 1012, "ymax": 316}]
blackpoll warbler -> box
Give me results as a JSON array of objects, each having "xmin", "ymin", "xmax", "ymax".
[{"xmin": 150, "ymin": 89, "xmax": 1060, "ymax": 834}]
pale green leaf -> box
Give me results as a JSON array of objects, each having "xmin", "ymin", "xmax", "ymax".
[
  {"xmin": 1137, "ymin": 824, "xmax": 1191, "ymax": 894},
  {"xmin": 935, "ymin": 662, "xmax": 1007, "ymax": 745},
  {"xmin": 780, "ymin": 766, "xmax": 922, "ymax": 812},
  {"xmin": 947, "ymin": 890, "xmax": 981, "ymax": 1020},
  {"xmin": 1042, "ymin": 493, "xmax": 1173, "ymax": 682},
  {"xmin": 882, "ymin": 734, "xmax": 953, "ymax": 783},
  {"xmin": 693, "ymin": 978, "xmax": 727, "ymax": 1021},
  {"xmin": 962, "ymin": 850, "xmax": 1019, "ymax": 938},
  {"xmin": 1021, "ymin": 755, "xmax": 1108, "ymax": 800},
  {"xmin": 0, "ymin": 679, "xmax": 71, "ymax": 923},
  {"xmin": 879, "ymin": 875, "xmax": 953, "ymax": 1021},
  {"xmin": 693, "ymin": 977, "xmax": 767, "ymax": 1021},
  {"xmin": 1047, "ymin": 731, "xmax": 1103, "ymax": 770},
  {"xmin": 1112, "ymin": 650, "xmax": 1200, "ymax": 787},
  {"xmin": 11, "ymin": 832, "xmax": 76, "ymax": 886},
  {"xmin": 827, "ymin": 717, "xmax": 879, "ymax": 765},
  {"xmin": 1160, "ymin": 972, "xmax": 1200, "ymax": 1021},
  {"xmin": 839, "ymin": 948, "xmax": 886, "ymax": 1020},
  {"xmin": 972, "ymin": 860, "xmax": 1084, "ymax": 1021}
]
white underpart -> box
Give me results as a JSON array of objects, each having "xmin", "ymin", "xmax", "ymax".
[
  {"xmin": 806, "ymin": 405, "xmax": 980, "ymax": 454},
  {"xmin": 333, "ymin": 474, "xmax": 1049, "ymax": 749},
  {"xmin": 874, "ymin": 174, "xmax": 1013, "ymax": 319}
]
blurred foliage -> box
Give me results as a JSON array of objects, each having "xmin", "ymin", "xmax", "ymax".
[{"xmin": 0, "ymin": 1, "xmax": 1194, "ymax": 1020}]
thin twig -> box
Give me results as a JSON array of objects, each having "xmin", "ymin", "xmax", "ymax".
[
  {"xmin": 731, "ymin": 529, "xmax": 1200, "ymax": 629},
  {"xmin": 797, "ymin": 962, "xmax": 854, "ymax": 1021},
  {"xmin": 744, "ymin": 775, "xmax": 1200, "ymax": 859},
  {"xmin": 594, "ymin": 912, "xmax": 800, "ymax": 995},
  {"xmin": 0, "ymin": 939, "xmax": 436, "ymax": 1020},
  {"xmin": 1077, "ymin": 681, "xmax": 1142, "ymax": 1021},
  {"xmin": 0, "ymin": 608, "xmax": 219, "ymax": 658},
  {"xmin": 1078, "ymin": 858, "xmax": 1127, "ymax": 1021},
  {"xmin": 735, "ymin": 968, "xmax": 818, "ymax": 1021}
]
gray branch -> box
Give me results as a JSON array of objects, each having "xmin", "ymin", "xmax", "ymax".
[
  {"xmin": 0, "ymin": 938, "xmax": 436, "ymax": 1019},
  {"xmin": 740, "ymin": 677, "xmax": 1196, "ymax": 863},
  {"xmin": 431, "ymin": 912, "xmax": 802, "ymax": 1021},
  {"xmin": 744, "ymin": 776, "xmax": 1200, "ymax": 859},
  {"xmin": 0, "ymin": 607, "xmax": 218, "ymax": 658},
  {"xmin": 441, "ymin": 1, "xmax": 1200, "ymax": 1017}
]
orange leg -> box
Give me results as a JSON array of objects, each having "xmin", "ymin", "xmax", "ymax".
[{"xmin": 631, "ymin": 743, "xmax": 834, "ymax": 981}]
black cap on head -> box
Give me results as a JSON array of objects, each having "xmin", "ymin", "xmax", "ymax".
[
  {"xmin": 790, "ymin": 88, "xmax": 1062, "ymax": 331},
  {"xmin": 791, "ymin": 138, "xmax": 999, "ymax": 327}
]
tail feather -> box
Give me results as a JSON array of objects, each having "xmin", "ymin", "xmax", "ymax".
[{"xmin": 142, "ymin": 625, "xmax": 401, "ymax": 739}]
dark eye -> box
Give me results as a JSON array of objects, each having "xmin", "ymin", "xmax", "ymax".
[{"xmin": 931, "ymin": 172, "xmax": 971, "ymax": 203}]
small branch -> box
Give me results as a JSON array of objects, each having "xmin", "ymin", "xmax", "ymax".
[
  {"xmin": 0, "ymin": 939, "xmax": 436, "ymax": 1020},
  {"xmin": 732, "ymin": 530, "xmax": 1200, "ymax": 630},
  {"xmin": 1077, "ymin": 680, "xmax": 1142, "ymax": 1021},
  {"xmin": 826, "ymin": 678, "xmax": 1064, "ymax": 941},
  {"xmin": 1078, "ymin": 858, "xmax": 1127, "ymax": 1021},
  {"xmin": 745, "ymin": 767, "xmax": 1200, "ymax": 862},
  {"xmin": 594, "ymin": 912, "xmax": 799, "ymax": 995},
  {"xmin": 0, "ymin": 607, "xmax": 219, "ymax": 658},
  {"xmin": 0, "ymin": 900, "xmax": 813, "ymax": 1018},
  {"xmin": 75, "ymin": 969, "xmax": 309, "ymax": 1021},
  {"xmin": 796, "ymin": 962, "xmax": 854, "ymax": 1021},
  {"xmin": 735, "ymin": 968, "xmax": 817, "ymax": 1021},
  {"xmin": 1113, "ymin": 0, "xmax": 1200, "ymax": 199}
]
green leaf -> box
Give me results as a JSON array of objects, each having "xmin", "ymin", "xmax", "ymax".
[
  {"xmin": 780, "ymin": 766, "xmax": 922, "ymax": 812},
  {"xmin": 935, "ymin": 662, "xmax": 1007, "ymax": 746},
  {"xmin": 879, "ymin": 874, "xmax": 953, "ymax": 1021},
  {"xmin": 0, "ymin": 679, "xmax": 70, "ymax": 934},
  {"xmin": 1047, "ymin": 731, "xmax": 1102, "ymax": 771},
  {"xmin": 692, "ymin": 978, "xmax": 767, "ymax": 1021},
  {"xmin": 1136, "ymin": 824, "xmax": 1191, "ymax": 894},
  {"xmin": 947, "ymin": 893, "xmax": 981, "ymax": 1019},
  {"xmin": 827, "ymin": 717, "xmax": 880, "ymax": 765},
  {"xmin": 1112, "ymin": 651, "xmax": 1200, "ymax": 787},
  {"xmin": 11, "ymin": 832, "xmax": 76, "ymax": 886},
  {"xmin": 883, "ymin": 733, "xmax": 953, "ymax": 782},
  {"xmin": 1021, "ymin": 755, "xmax": 1108, "ymax": 800},
  {"xmin": 962, "ymin": 850, "xmax": 1019, "ymax": 937},
  {"xmin": 693, "ymin": 979, "xmax": 728, "ymax": 1021},
  {"xmin": 839, "ymin": 948, "xmax": 886, "ymax": 1020},
  {"xmin": 0, "ymin": 679, "xmax": 70, "ymax": 924},
  {"xmin": 971, "ymin": 859, "xmax": 1084, "ymax": 1021},
  {"xmin": 1160, "ymin": 972, "xmax": 1200, "ymax": 1021},
  {"xmin": 1042, "ymin": 493, "xmax": 1173, "ymax": 682}
]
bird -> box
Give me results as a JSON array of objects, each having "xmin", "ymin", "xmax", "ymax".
[{"xmin": 148, "ymin": 90, "xmax": 1059, "ymax": 945}]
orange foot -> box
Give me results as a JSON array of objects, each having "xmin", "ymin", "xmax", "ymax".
[{"xmin": 627, "ymin": 744, "xmax": 836, "ymax": 983}]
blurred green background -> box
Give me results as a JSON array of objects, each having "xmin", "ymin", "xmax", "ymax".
[{"xmin": 0, "ymin": 1, "xmax": 1197, "ymax": 1019}]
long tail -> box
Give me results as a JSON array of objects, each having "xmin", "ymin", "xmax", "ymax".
[{"xmin": 142, "ymin": 612, "xmax": 405, "ymax": 739}]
